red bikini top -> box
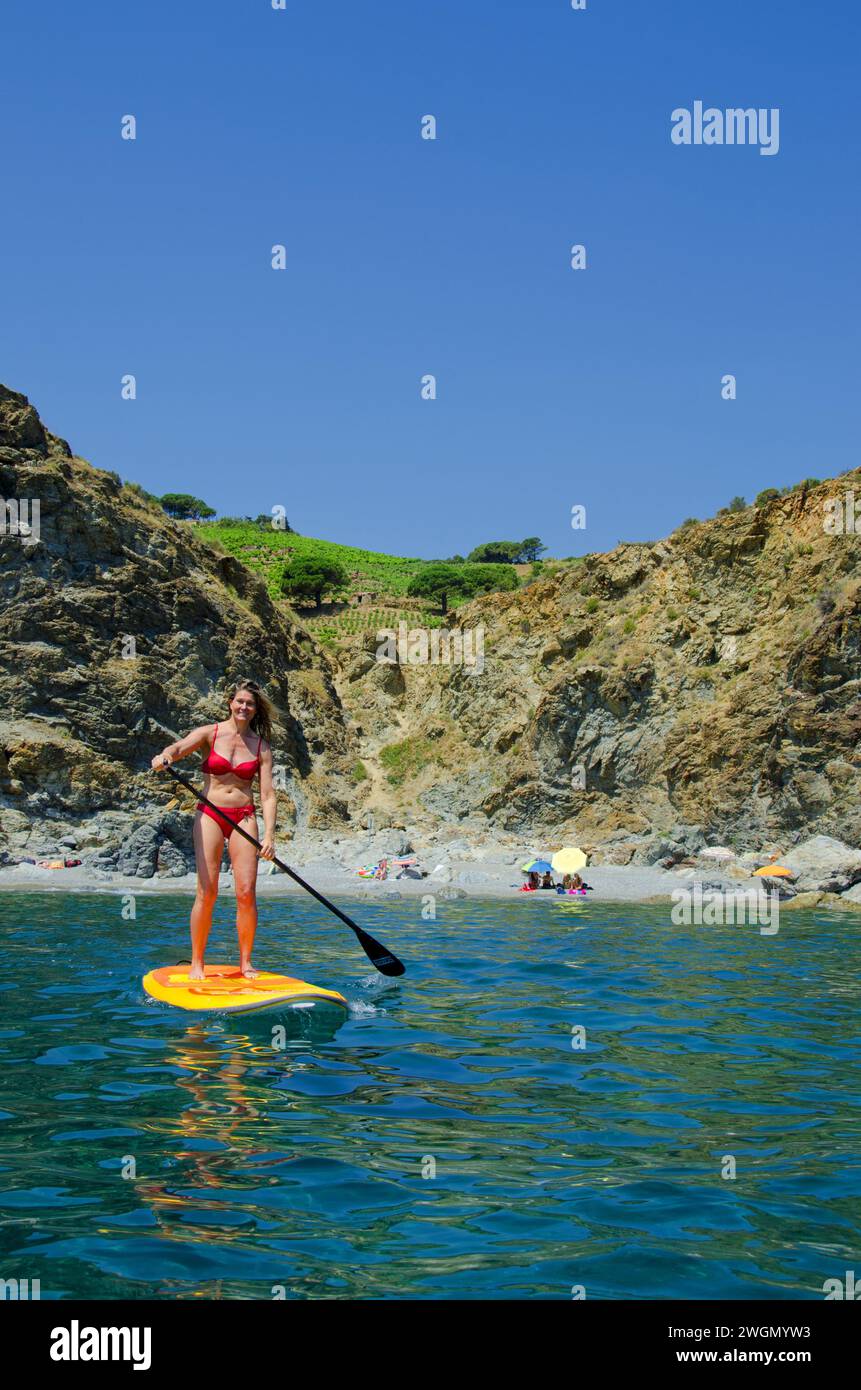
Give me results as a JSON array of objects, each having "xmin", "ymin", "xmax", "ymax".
[{"xmin": 201, "ymin": 724, "xmax": 262, "ymax": 781}]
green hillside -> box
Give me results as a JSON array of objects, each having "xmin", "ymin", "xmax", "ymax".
[
  {"xmin": 200, "ymin": 522, "xmax": 425, "ymax": 598},
  {"xmin": 197, "ymin": 521, "xmax": 584, "ymax": 646},
  {"xmin": 199, "ymin": 523, "xmax": 450, "ymax": 643}
]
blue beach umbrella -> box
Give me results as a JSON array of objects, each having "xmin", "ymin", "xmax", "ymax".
[{"xmin": 520, "ymin": 859, "xmax": 553, "ymax": 874}]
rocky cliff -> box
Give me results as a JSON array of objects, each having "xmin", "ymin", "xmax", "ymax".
[
  {"xmin": 1, "ymin": 383, "xmax": 859, "ymax": 872},
  {"xmin": 337, "ymin": 476, "xmax": 861, "ymax": 860},
  {"xmin": 0, "ymin": 385, "xmax": 359, "ymax": 868}
]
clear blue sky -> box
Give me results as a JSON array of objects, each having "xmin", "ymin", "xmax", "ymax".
[{"xmin": 3, "ymin": 1, "xmax": 858, "ymax": 558}]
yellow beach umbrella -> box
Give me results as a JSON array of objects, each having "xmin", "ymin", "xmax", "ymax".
[
  {"xmin": 551, "ymin": 846, "xmax": 587, "ymax": 874},
  {"xmin": 754, "ymin": 864, "xmax": 793, "ymax": 878}
]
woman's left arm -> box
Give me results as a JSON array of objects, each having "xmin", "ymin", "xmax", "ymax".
[{"xmin": 257, "ymin": 744, "xmax": 277, "ymax": 859}]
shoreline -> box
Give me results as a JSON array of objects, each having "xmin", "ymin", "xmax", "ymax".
[{"xmin": 1, "ymin": 860, "xmax": 859, "ymax": 911}]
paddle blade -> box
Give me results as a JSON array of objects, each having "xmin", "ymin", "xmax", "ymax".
[{"xmin": 357, "ymin": 929, "xmax": 405, "ymax": 977}]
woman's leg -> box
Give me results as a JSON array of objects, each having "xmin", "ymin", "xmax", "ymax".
[
  {"xmin": 190, "ymin": 810, "xmax": 225, "ymax": 978},
  {"xmin": 227, "ymin": 812, "xmax": 260, "ymax": 977}
]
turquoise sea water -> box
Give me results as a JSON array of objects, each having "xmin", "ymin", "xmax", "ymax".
[{"xmin": 0, "ymin": 891, "xmax": 859, "ymax": 1300}]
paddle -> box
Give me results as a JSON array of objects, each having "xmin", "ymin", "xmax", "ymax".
[{"xmin": 162, "ymin": 764, "xmax": 405, "ymax": 977}]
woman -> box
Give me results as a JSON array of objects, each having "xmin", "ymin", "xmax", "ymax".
[{"xmin": 151, "ymin": 680, "xmax": 276, "ymax": 979}]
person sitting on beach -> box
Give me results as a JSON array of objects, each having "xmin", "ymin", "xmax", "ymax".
[
  {"xmin": 568, "ymin": 873, "xmax": 593, "ymax": 895},
  {"xmin": 557, "ymin": 873, "xmax": 572, "ymax": 894},
  {"xmin": 541, "ymin": 871, "xmax": 555, "ymax": 889},
  {"xmin": 520, "ymin": 872, "xmax": 539, "ymax": 892}
]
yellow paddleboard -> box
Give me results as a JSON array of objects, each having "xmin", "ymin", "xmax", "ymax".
[{"xmin": 142, "ymin": 964, "xmax": 349, "ymax": 1015}]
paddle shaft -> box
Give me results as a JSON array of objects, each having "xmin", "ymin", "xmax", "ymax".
[{"xmin": 163, "ymin": 763, "xmax": 405, "ymax": 976}]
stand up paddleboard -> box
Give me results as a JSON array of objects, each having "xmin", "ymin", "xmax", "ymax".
[{"xmin": 142, "ymin": 964, "xmax": 349, "ymax": 1015}]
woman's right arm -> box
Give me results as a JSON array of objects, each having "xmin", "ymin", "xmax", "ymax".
[{"xmin": 150, "ymin": 724, "xmax": 214, "ymax": 772}]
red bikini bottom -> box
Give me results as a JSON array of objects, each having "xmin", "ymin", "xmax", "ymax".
[{"xmin": 197, "ymin": 802, "xmax": 255, "ymax": 838}]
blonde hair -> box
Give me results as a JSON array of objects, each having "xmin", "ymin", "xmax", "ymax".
[{"xmin": 226, "ymin": 679, "xmax": 274, "ymax": 744}]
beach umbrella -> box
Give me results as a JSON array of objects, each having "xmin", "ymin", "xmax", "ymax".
[
  {"xmin": 754, "ymin": 864, "xmax": 794, "ymax": 878},
  {"xmin": 551, "ymin": 847, "xmax": 587, "ymax": 874},
  {"xmin": 521, "ymin": 859, "xmax": 553, "ymax": 874}
]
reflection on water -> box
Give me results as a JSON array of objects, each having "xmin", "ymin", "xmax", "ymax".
[{"xmin": 0, "ymin": 892, "xmax": 859, "ymax": 1299}]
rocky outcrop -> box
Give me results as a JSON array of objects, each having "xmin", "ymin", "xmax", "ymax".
[
  {"xmin": 780, "ymin": 835, "xmax": 861, "ymax": 893},
  {"xmin": 339, "ymin": 475, "xmax": 861, "ymax": 855},
  {"xmin": 0, "ymin": 385, "xmax": 359, "ymax": 865}
]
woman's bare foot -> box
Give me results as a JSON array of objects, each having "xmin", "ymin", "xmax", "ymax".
[
  {"xmin": 188, "ymin": 962, "xmax": 206, "ymax": 980},
  {"xmin": 240, "ymin": 962, "xmax": 260, "ymax": 979}
]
